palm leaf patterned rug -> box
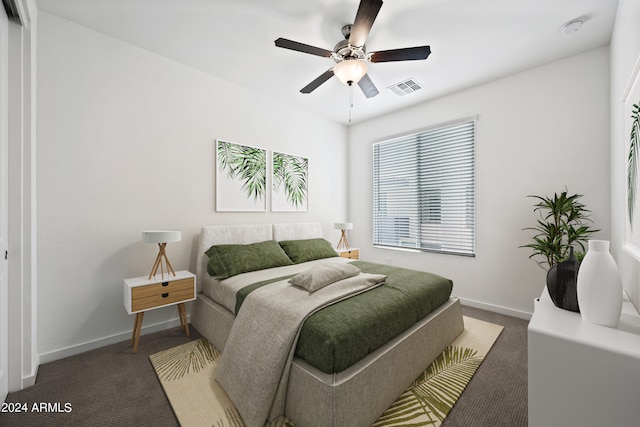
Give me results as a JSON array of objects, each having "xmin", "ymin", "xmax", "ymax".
[{"xmin": 150, "ymin": 316, "xmax": 503, "ymax": 427}]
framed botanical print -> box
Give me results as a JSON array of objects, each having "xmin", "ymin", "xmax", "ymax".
[
  {"xmin": 215, "ymin": 140, "xmax": 267, "ymax": 212},
  {"xmin": 624, "ymin": 55, "xmax": 640, "ymax": 260},
  {"xmin": 272, "ymin": 151, "xmax": 308, "ymax": 212}
]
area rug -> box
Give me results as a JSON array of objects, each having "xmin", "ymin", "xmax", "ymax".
[{"xmin": 150, "ymin": 316, "xmax": 503, "ymax": 427}]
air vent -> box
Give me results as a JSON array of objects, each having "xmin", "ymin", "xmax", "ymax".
[{"xmin": 387, "ymin": 78, "xmax": 422, "ymax": 96}]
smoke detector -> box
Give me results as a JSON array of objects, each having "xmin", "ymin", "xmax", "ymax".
[{"xmin": 560, "ymin": 19, "xmax": 584, "ymax": 35}]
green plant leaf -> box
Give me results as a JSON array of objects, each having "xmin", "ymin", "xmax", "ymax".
[{"xmin": 521, "ymin": 189, "xmax": 599, "ymax": 269}]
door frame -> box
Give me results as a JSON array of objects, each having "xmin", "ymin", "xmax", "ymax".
[{"xmin": 1, "ymin": 1, "xmax": 10, "ymax": 403}]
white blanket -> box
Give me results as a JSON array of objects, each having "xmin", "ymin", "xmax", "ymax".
[{"xmin": 214, "ymin": 272, "xmax": 386, "ymax": 427}]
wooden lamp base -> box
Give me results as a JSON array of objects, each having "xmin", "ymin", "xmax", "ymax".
[
  {"xmin": 337, "ymin": 230, "xmax": 350, "ymax": 251},
  {"xmin": 148, "ymin": 242, "xmax": 176, "ymax": 280}
]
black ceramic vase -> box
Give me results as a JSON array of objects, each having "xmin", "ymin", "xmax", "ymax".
[{"xmin": 546, "ymin": 247, "xmax": 580, "ymax": 312}]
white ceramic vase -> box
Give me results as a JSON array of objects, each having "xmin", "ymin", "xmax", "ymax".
[{"xmin": 576, "ymin": 240, "xmax": 623, "ymax": 327}]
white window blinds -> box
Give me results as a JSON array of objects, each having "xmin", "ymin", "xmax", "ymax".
[{"xmin": 373, "ymin": 117, "xmax": 476, "ymax": 256}]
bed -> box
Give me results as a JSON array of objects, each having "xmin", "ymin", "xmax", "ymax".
[{"xmin": 191, "ymin": 223, "xmax": 464, "ymax": 427}]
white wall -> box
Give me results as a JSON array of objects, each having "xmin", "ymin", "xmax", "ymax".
[
  {"xmin": 610, "ymin": 0, "xmax": 640, "ymax": 309},
  {"xmin": 348, "ymin": 47, "xmax": 611, "ymax": 317},
  {"xmin": 33, "ymin": 7, "xmax": 619, "ymax": 362},
  {"xmin": 36, "ymin": 12, "xmax": 348, "ymax": 361}
]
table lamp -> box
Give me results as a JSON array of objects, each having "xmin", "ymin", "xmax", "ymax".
[
  {"xmin": 334, "ymin": 222, "xmax": 353, "ymax": 250},
  {"xmin": 142, "ymin": 230, "xmax": 181, "ymax": 279}
]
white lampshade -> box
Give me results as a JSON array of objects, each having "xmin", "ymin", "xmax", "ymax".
[
  {"xmin": 334, "ymin": 222, "xmax": 353, "ymax": 230},
  {"xmin": 333, "ymin": 59, "xmax": 367, "ymax": 85},
  {"xmin": 142, "ymin": 230, "xmax": 182, "ymax": 244}
]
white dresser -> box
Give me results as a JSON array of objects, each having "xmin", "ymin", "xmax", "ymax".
[{"xmin": 528, "ymin": 288, "xmax": 640, "ymax": 427}]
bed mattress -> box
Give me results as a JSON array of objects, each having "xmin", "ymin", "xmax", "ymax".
[{"xmin": 205, "ymin": 257, "xmax": 453, "ymax": 373}]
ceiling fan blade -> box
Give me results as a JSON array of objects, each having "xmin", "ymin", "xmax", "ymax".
[
  {"xmin": 358, "ymin": 73, "xmax": 379, "ymax": 98},
  {"xmin": 274, "ymin": 38, "xmax": 333, "ymax": 58},
  {"xmin": 348, "ymin": 0, "xmax": 383, "ymax": 48},
  {"xmin": 301, "ymin": 69, "xmax": 335, "ymax": 94},
  {"xmin": 370, "ymin": 46, "xmax": 431, "ymax": 63}
]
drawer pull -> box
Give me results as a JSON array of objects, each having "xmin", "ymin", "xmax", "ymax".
[
  {"xmin": 162, "ymin": 293, "xmax": 169, "ymax": 298},
  {"xmin": 162, "ymin": 282, "xmax": 169, "ymax": 287}
]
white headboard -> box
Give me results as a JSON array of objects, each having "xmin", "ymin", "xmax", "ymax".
[
  {"xmin": 272, "ymin": 222, "xmax": 322, "ymax": 241},
  {"xmin": 196, "ymin": 222, "xmax": 323, "ymax": 292}
]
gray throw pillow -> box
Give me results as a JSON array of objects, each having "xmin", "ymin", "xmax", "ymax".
[{"xmin": 289, "ymin": 262, "xmax": 361, "ymax": 292}]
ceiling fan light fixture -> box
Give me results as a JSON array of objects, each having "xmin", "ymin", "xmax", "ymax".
[{"xmin": 333, "ymin": 59, "xmax": 367, "ymax": 85}]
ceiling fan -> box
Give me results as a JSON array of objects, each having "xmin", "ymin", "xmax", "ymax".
[{"xmin": 274, "ymin": 0, "xmax": 431, "ymax": 98}]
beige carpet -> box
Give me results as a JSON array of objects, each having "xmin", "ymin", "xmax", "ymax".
[{"xmin": 150, "ymin": 316, "xmax": 503, "ymax": 427}]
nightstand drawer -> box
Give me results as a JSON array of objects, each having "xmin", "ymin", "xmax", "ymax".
[
  {"xmin": 124, "ymin": 270, "xmax": 196, "ymax": 314},
  {"xmin": 131, "ymin": 277, "xmax": 193, "ymax": 299},
  {"xmin": 131, "ymin": 278, "xmax": 194, "ymax": 312},
  {"xmin": 131, "ymin": 288, "xmax": 194, "ymax": 312},
  {"xmin": 131, "ymin": 277, "xmax": 194, "ymax": 312},
  {"xmin": 339, "ymin": 249, "xmax": 359, "ymax": 260}
]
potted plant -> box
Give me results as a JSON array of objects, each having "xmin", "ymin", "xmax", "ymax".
[{"xmin": 521, "ymin": 189, "xmax": 599, "ymax": 311}]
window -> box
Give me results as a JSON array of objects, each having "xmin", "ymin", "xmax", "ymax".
[{"xmin": 373, "ymin": 117, "xmax": 476, "ymax": 256}]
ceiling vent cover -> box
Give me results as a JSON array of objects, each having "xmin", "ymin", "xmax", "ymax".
[{"xmin": 387, "ymin": 78, "xmax": 422, "ymax": 96}]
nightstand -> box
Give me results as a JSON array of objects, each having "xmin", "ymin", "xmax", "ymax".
[
  {"xmin": 338, "ymin": 248, "xmax": 360, "ymax": 260},
  {"xmin": 124, "ymin": 270, "xmax": 196, "ymax": 353}
]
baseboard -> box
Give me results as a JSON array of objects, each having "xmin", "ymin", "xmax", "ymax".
[
  {"xmin": 38, "ymin": 317, "xmax": 186, "ymax": 364},
  {"xmin": 458, "ymin": 297, "xmax": 532, "ymax": 320},
  {"xmin": 22, "ymin": 362, "xmax": 38, "ymax": 388}
]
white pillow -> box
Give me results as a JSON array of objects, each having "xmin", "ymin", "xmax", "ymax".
[{"xmin": 289, "ymin": 262, "xmax": 361, "ymax": 292}]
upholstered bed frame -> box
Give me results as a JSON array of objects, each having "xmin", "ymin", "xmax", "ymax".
[{"xmin": 190, "ymin": 223, "xmax": 464, "ymax": 427}]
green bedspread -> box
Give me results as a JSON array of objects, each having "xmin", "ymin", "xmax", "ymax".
[
  {"xmin": 235, "ymin": 260, "xmax": 453, "ymax": 374},
  {"xmin": 235, "ymin": 274, "xmax": 296, "ymax": 314}
]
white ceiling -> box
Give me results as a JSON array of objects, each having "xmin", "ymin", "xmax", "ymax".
[{"xmin": 36, "ymin": 0, "xmax": 618, "ymax": 126}]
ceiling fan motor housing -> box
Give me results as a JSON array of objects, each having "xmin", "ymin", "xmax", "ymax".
[{"xmin": 333, "ymin": 37, "xmax": 366, "ymax": 63}]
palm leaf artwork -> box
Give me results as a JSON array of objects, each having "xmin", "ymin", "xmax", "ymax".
[
  {"xmin": 273, "ymin": 152, "xmax": 308, "ymax": 208},
  {"xmin": 628, "ymin": 103, "xmax": 640, "ymax": 229},
  {"xmin": 217, "ymin": 141, "xmax": 267, "ymax": 202},
  {"xmin": 150, "ymin": 339, "xmax": 219, "ymax": 382},
  {"xmin": 372, "ymin": 346, "xmax": 483, "ymax": 427}
]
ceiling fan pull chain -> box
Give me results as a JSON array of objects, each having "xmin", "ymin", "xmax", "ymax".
[{"xmin": 349, "ymin": 83, "xmax": 354, "ymax": 123}]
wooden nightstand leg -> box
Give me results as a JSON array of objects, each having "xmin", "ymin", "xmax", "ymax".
[
  {"xmin": 132, "ymin": 312, "xmax": 144, "ymax": 353},
  {"xmin": 177, "ymin": 303, "xmax": 189, "ymax": 337},
  {"xmin": 131, "ymin": 312, "xmax": 140, "ymax": 346}
]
